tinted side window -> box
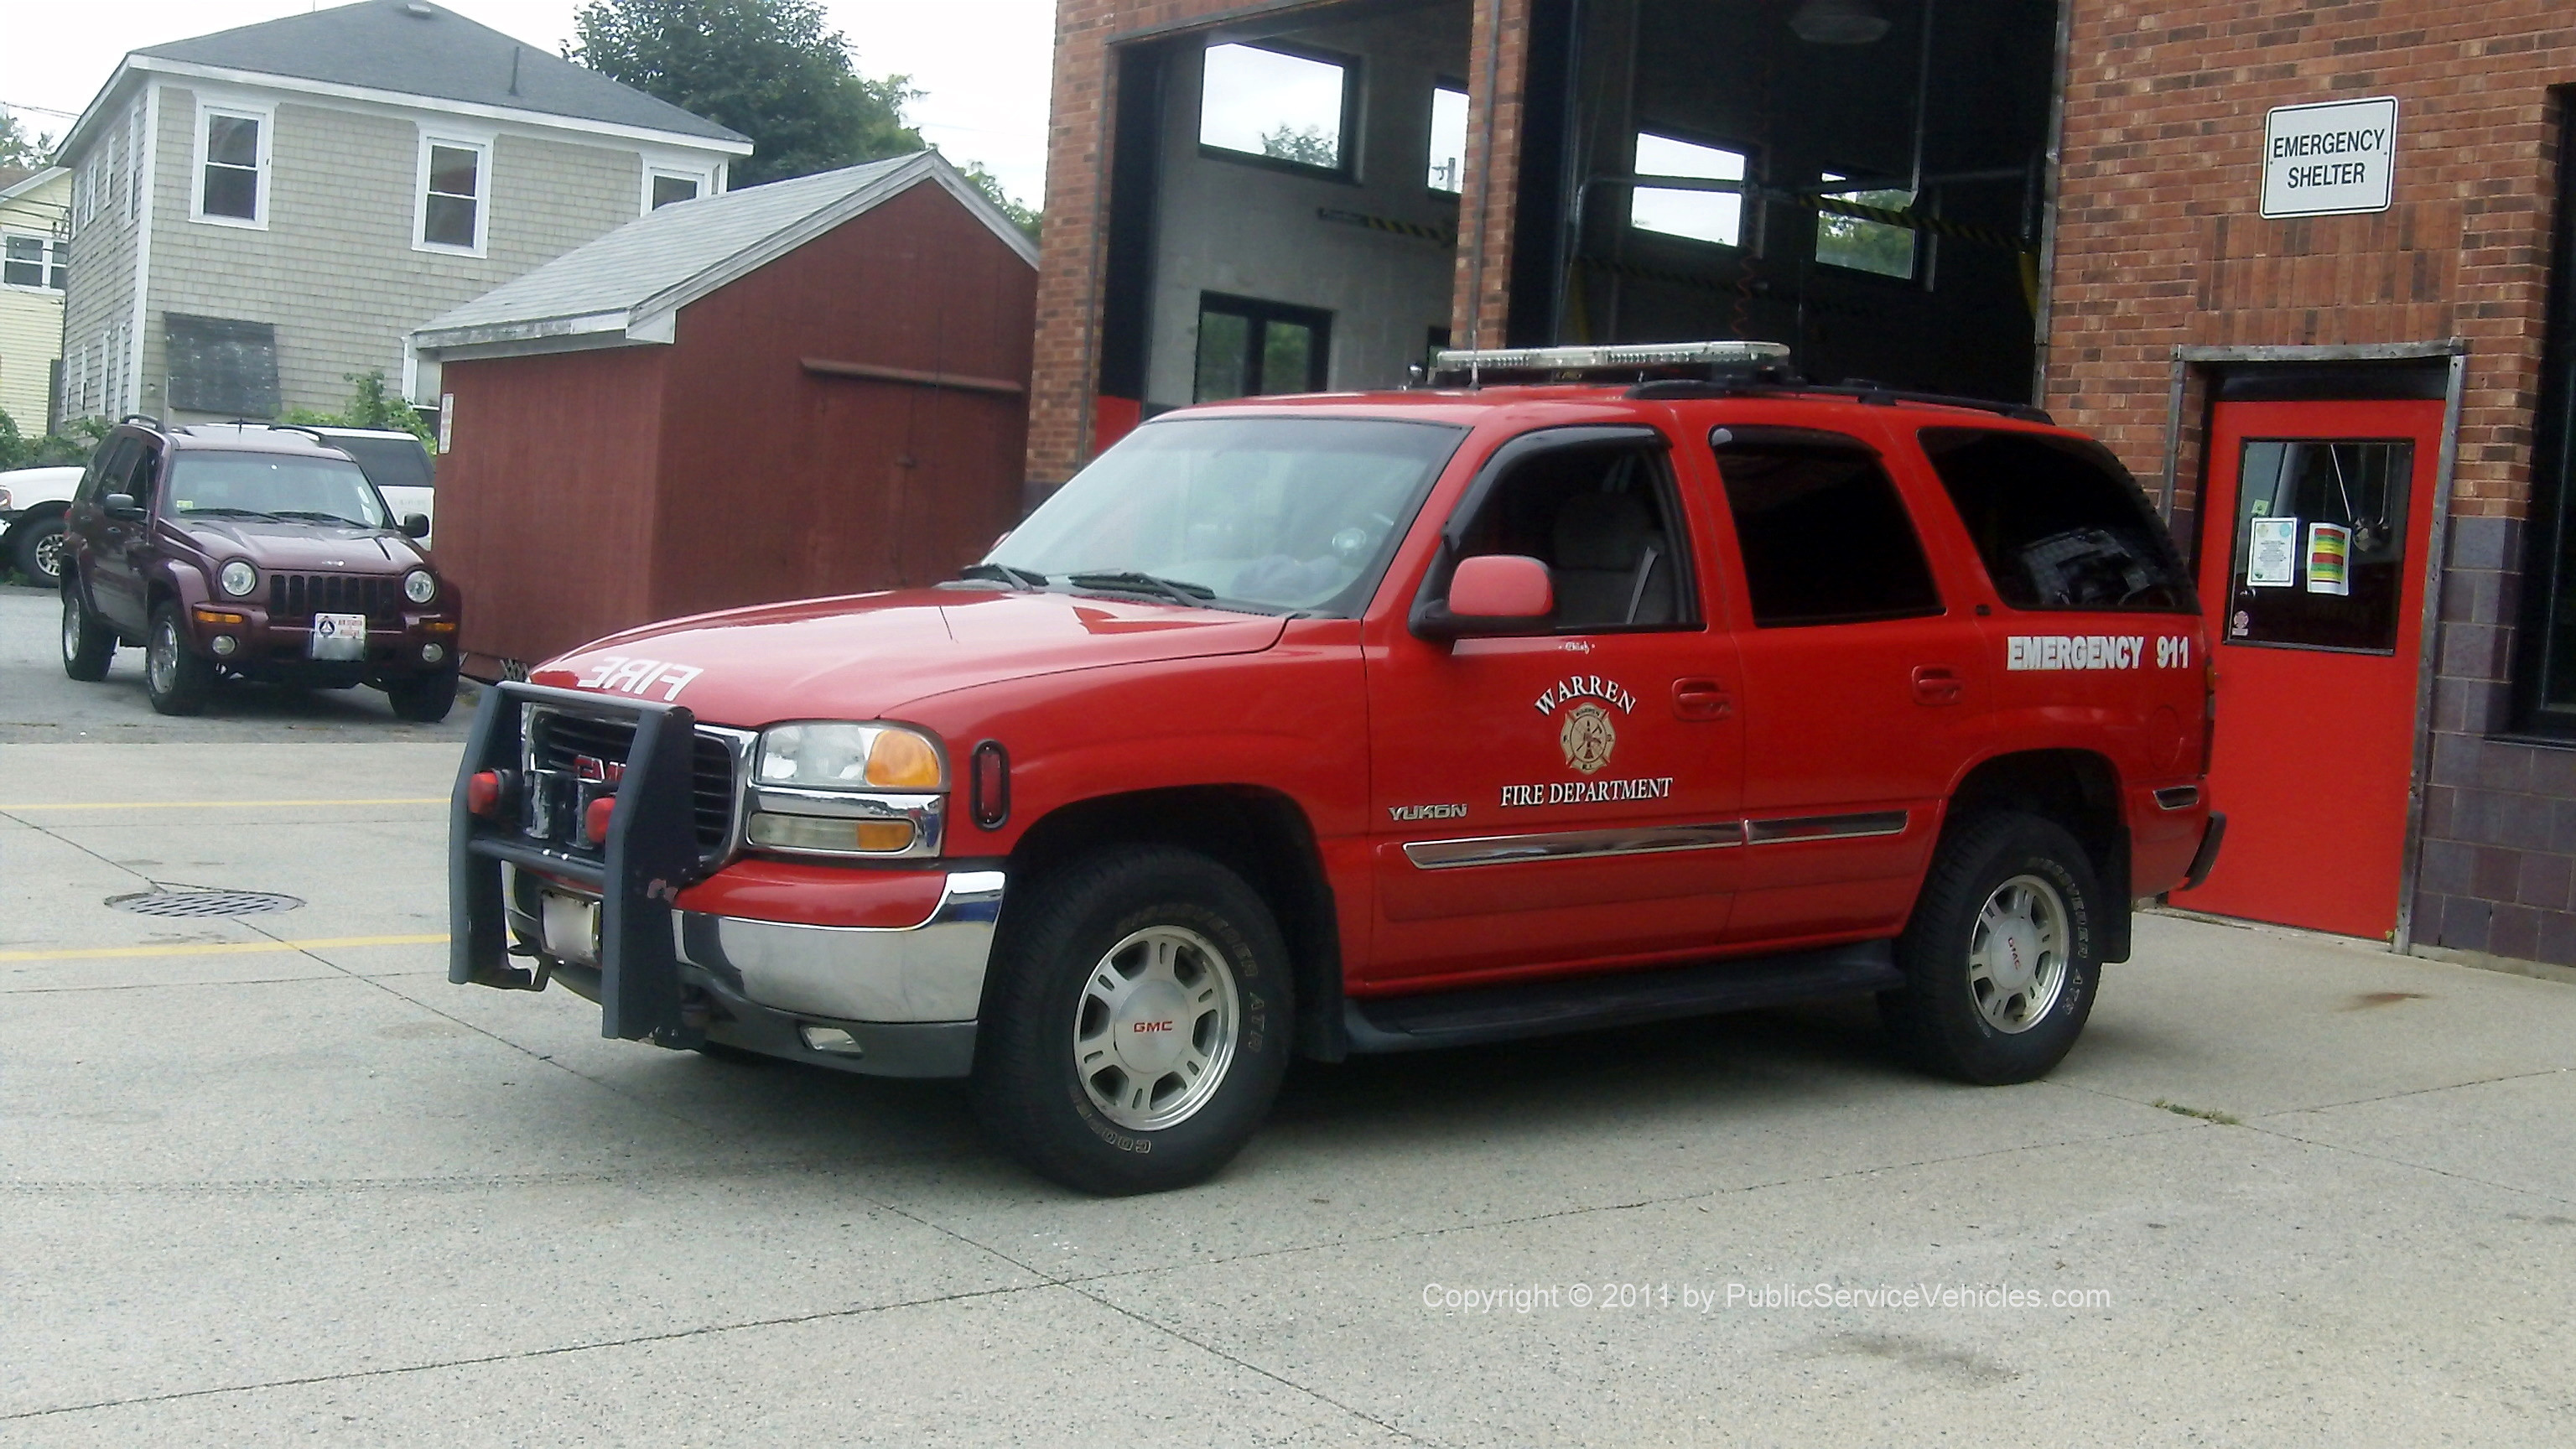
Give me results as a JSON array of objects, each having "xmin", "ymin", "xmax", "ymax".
[
  {"xmin": 1919, "ymin": 428, "xmax": 2195, "ymax": 613},
  {"xmin": 84, "ymin": 438, "xmax": 137, "ymax": 504},
  {"xmin": 1457, "ymin": 440, "xmax": 1698, "ymax": 631},
  {"xmin": 328, "ymin": 435, "xmax": 434, "ymax": 491},
  {"xmin": 1712, "ymin": 431, "xmax": 1941, "ymax": 627}
]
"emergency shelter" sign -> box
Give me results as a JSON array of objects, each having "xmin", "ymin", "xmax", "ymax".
[{"xmin": 2260, "ymin": 96, "xmax": 2397, "ymax": 219}]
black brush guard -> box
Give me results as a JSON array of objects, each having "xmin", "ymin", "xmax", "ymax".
[{"xmin": 449, "ymin": 681, "xmax": 707, "ymax": 1046}]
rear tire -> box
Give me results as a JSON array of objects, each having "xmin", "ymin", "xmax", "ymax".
[
  {"xmin": 60, "ymin": 580, "xmax": 115, "ymax": 682},
  {"xmin": 1880, "ymin": 811, "xmax": 2101, "ymax": 1085},
  {"xmin": 143, "ymin": 603, "xmax": 216, "ymax": 716},
  {"xmin": 15, "ymin": 515, "xmax": 67, "ymax": 589},
  {"xmin": 972, "ymin": 847, "xmax": 1293, "ymax": 1195},
  {"xmin": 385, "ymin": 668, "xmax": 460, "ymax": 723}
]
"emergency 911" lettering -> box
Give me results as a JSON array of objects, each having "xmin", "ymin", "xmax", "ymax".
[{"xmin": 2007, "ymin": 635, "xmax": 2193, "ymax": 672}]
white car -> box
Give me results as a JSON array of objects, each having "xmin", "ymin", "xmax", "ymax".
[
  {"xmin": 0, "ymin": 465, "xmax": 84, "ymax": 588},
  {"xmin": 309, "ymin": 428, "xmax": 436, "ymax": 543}
]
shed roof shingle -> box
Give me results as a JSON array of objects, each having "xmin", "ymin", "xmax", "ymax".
[{"xmin": 132, "ymin": 0, "xmax": 747, "ymax": 146}]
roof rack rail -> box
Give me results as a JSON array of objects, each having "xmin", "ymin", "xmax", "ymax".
[
  {"xmin": 1626, "ymin": 375, "xmax": 2052, "ymax": 424},
  {"xmin": 116, "ymin": 413, "xmax": 165, "ymax": 431}
]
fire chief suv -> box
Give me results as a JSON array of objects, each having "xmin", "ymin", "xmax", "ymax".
[
  {"xmin": 451, "ymin": 342, "xmax": 2221, "ymax": 1196},
  {"xmin": 60, "ymin": 421, "xmax": 461, "ymax": 719}
]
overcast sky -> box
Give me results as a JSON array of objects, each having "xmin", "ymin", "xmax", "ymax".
[{"xmin": 0, "ymin": 0, "xmax": 1057, "ymax": 208}]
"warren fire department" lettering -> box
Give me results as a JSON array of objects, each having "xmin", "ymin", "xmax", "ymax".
[
  {"xmin": 1532, "ymin": 675, "xmax": 1637, "ymax": 716},
  {"xmin": 1501, "ymin": 776, "xmax": 1675, "ymax": 808}
]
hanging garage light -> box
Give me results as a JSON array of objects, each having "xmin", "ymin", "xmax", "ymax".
[{"xmin": 1789, "ymin": 0, "xmax": 1892, "ymax": 44}]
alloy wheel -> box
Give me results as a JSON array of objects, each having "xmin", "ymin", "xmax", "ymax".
[
  {"xmin": 1072, "ymin": 924, "xmax": 1241, "ymax": 1131},
  {"xmin": 1966, "ymin": 873, "xmax": 2070, "ymax": 1033}
]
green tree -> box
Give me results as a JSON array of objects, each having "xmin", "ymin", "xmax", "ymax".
[
  {"xmin": 571, "ymin": 0, "xmax": 923, "ymax": 186},
  {"xmin": 278, "ymin": 371, "xmax": 435, "ymax": 446},
  {"xmin": 1259, "ymin": 125, "xmax": 1338, "ymax": 168},
  {"xmin": 0, "ymin": 410, "xmax": 107, "ymax": 470},
  {"xmin": 0, "ymin": 110, "xmax": 55, "ymax": 169},
  {"xmin": 954, "ymin": 159, "xmax": 1041, "ymax": 243}
]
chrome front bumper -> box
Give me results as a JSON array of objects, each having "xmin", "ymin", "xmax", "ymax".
[{"xmin": 675, "ymin": 869, "xmax": 1005, "ymax": 1029}]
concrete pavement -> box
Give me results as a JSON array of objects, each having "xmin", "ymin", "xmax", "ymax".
[{"xmin": 3, "ymin": 739, "xmax": 2573, "ymax": 1443}]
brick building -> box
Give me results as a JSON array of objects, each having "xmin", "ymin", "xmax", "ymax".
[{"xmin": 1031, "ymin": 0, "xmax": 2576, "ymax": 979}]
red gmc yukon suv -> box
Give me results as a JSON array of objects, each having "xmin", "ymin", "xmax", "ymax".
[{"xmin": 451, "ymin": 343, "xmax": 2220, "ymax": 1196}]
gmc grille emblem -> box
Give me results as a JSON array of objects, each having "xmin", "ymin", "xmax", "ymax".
[{"xmin": 573, "ymin": 755, "xmax": 624, "ymax": 785}]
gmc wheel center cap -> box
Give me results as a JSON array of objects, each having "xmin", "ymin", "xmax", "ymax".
[
  {"xmin": 1114, "ymin": 981, "xmax": 1189, "ymax": 1074},
  {"xmin": 1988, "ymin": 921, "xmax": 2041, "ymax": 993}
]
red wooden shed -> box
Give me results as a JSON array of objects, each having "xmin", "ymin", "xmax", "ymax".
[{"xmin": 410, "ymin": 152, "xmax": 1038, "ymax": 678}]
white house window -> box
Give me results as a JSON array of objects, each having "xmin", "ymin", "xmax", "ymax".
[
  {"xmin": 416, "ymin": 135, "xmax": 490, "ymax": 253},
  {"xmin": 194, "ymin": 101, "xmax": 272, "ymax": 226},
  {"xmin": 650, "ymin": 171, "xmax": 700, "ymax": 209},
  {"xmin": 3, "ymin": 234, "xmax": 68, "ymax": 291},
  {"xmin": 1631, "ymin": 132, "xmax": 1748, "ymax": 247},
  {"xmin": 127, "ymin": 105, "xmax": 145, "ymax": 221}
]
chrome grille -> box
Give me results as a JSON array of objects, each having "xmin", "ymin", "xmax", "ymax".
[
  {"xmin": 269, "ymin": 572, "xmax": 400, "ymax": 621},
  {"xmin": 525, "ymin": 709, "xmax": 738, "ymax": 850}
]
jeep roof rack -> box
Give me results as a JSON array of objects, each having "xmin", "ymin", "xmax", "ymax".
[
  {"xmin": 1628, "ymin": 375, "xmax": 2054, "ymax": 424},
  {"xmin": 1426, "ymin": 340, "xmax": 1793, "ymax": 388}
]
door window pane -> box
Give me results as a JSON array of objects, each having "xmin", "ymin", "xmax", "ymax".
[
  {"xmin": 1714, "ymin": 430, "xmax": 1941, "ymax": 626},
  {"xmin": 1193, "ymin": 293, "xmax": 1332, "ymax": 402},
  {"xmin": 1920, "ymin": 428, "xmax": 2194, "ymax": 612},
  {"xmin": 1454, "ymin": 440, "xmax": 1696, "ymax": 631},
  {"xmin": 1199, "ymin": 44, "xmax": 1349, "ymax": 171},
  {"xmin": 1632, "ymin": 133, "xmax": 1746, "ymax": 247},
  {"xmin": 2225, "ymin": 439, "xmax": 2412, "ymax": 652}
]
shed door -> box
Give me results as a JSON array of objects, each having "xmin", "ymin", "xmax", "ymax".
[{"xmin": 2172, "ymin": 397, "xmax": 2444, "ymax": 939}]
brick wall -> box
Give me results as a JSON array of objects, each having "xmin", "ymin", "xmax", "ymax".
[
  {"xmin": 1028, "ymin": 0, "xmax": 1531, "ymax": 483},
  {"xmin": 2049, "ymin": 1, "xmax": 2576, "ymax": 964}
]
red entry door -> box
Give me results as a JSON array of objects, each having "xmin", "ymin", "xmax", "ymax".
[{"xmin": 2172, "ymin": 397, "xmax": 2445, "ymax": 938}]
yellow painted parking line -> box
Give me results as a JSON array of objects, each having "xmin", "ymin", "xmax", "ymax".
[
  {"xmin": 0, "ymin": 933, "xmax": 449, "ymax": 963},
  {"xmin": 0, "ymin": 797, "xmax": 447, "ymax": 811}
]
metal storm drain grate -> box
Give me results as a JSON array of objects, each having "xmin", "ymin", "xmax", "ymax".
[{"xmin": 108, "ymin": 890, "xmax": 306, "ymax": 919}]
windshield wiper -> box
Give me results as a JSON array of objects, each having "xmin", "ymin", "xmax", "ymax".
[
  {"xmin": 1064, "ymin": 570, "xmax": 1216, "ymax": 606},
  {"xmin": 181, "ymin": 506, "xmax": 281, "ymax": 520},
  {"xmin": 958, "ymin": 562, "xmax": 1050, "ymax": 591},
  {"xmin": 267, "ymin": 510, "xmax": 371, "ymax": 527}
]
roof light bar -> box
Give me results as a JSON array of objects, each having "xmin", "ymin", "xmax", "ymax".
[{"xmin": 1429, "ymin": 340, "xmax": 1792, "ymax": 385}]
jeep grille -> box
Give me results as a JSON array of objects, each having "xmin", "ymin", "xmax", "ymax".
[{"xmin": 269, "ymin": 573, "xmax": 400, "ymax": 621}]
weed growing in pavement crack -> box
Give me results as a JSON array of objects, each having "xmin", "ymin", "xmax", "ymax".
[{"xmin": 2151, "ymin": 1098, "xmax": 2242, "ymax": 1125}]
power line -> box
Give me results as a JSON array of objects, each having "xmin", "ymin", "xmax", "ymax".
[{"xmin": 0, "ymin": 98, "xmax": 83, "ymax": 120}]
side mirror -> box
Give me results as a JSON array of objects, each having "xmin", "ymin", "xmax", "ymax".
[
  {"xmin": 400, "ymin": 514, "xmax": 432, "ymax": 539},
  {"xmin": 102, "ymin": 492, "xmax": 142, "ymax": 520},
  {"xmin": 1411, "ymin": 553, "xmax": 1555, "ymax": 641}
]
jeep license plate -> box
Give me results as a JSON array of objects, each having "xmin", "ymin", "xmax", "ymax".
[{"xmin": 308, "ymin": 612, "xmax": 367, "ymax": 661}]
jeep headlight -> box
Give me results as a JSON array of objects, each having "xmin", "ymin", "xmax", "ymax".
[
  {"xmin": 218, "ymin": 559, "xmax": 258, "ymax": 598},
  {"xmin": 748, "ymin": 722, "xmax": 947, "ymax": 857},
  {"xmin": 403, "ymin": 569, "xmax": 439, "ymax": 605}
]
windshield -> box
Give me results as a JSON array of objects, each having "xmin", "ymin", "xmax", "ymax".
[
  {"xmin": 168, "ymin": 453, "xmax": 392, "ymax": 528},
  {"xmin": 987, "ymin": 416, "xmax": 1466, "ymax": 615}
]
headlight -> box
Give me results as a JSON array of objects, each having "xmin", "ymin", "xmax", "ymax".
[
  {"xmin": 756, "ymin": 722, "xmax": 946, "ymax": 791},
  {"xmin": 403, "ymin": 569, "xmax": 438, "ymax": 605},
  {"xmin": 749, "ymin": 722, "xmax": 947, "ymax": 858},
  {"xmin": 218, "ymin": 560, "xmax": 258, "ymax": 598}
]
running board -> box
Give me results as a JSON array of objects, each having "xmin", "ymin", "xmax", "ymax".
[{"xmin": 1341, "ymin": 941, "xmax": 1902, "ymax": 1054}]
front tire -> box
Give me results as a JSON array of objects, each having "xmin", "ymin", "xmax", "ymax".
[
  {"xmin": 1881, "ymin": 811, "xmax": 2101, "ymax": 1085},
  {"xmin": 143, "ymin": 603, "xmax": 216, "ymax": 715},
  {"xmin": 61, "ymin": 580, "xmax": 115, "ymax": 682},
  {"xmin": 973, "ymin": 847, "xmax": 1293, "ymax": 1195},
  {"xmin": 15, "ymin": 515, "xmax": 67, "ymax": 589},
  {"xmin": 385, "ymin": 667, "xmax": 460, "ymax": 723}
]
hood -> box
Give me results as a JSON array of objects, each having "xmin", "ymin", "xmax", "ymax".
[
  {"xmin": 175, "ymin": 517, "xmax": 428, "ymax": 572},
  {"xmin": 532, "ymin": 587, "xmax": 1292, "ymax": 724}
]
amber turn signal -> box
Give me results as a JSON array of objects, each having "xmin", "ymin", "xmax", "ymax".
[
  {"xmin": 864, "ymin": 730, "xmax": 943, "ymax": 788},
  {"xmin": 746, "ymin": 813, "xmax": 916, "ymax": 854},
  {"xmin": 192, "ymin": 607, "xmax": 248, "ymax": 628}
]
